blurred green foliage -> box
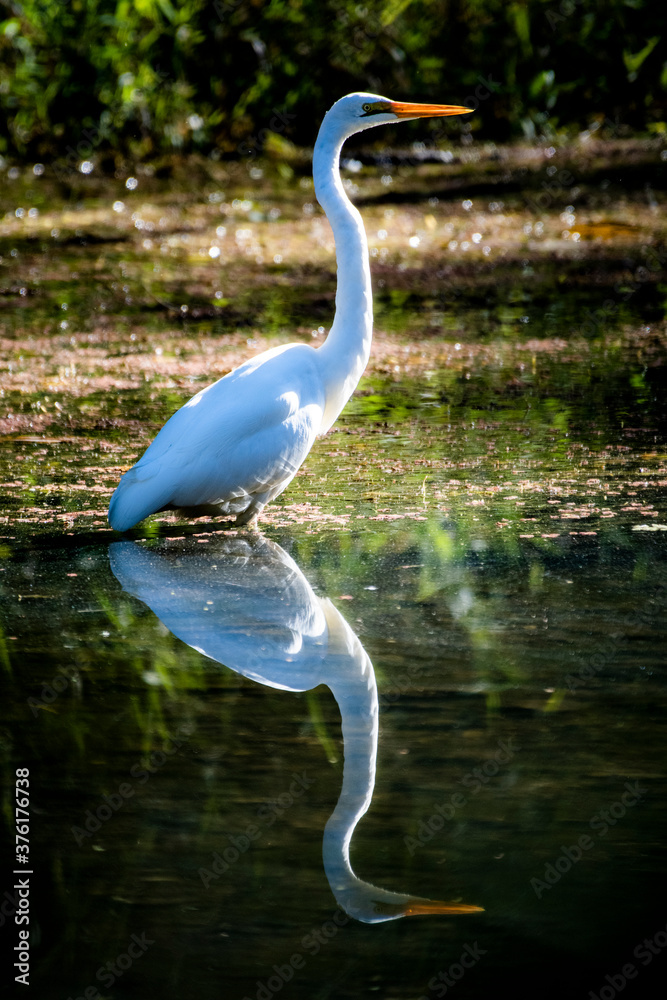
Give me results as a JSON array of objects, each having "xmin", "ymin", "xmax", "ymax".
[{"xmin": 0, "ymin": 0, "xmax": 665, "ymax": 162}]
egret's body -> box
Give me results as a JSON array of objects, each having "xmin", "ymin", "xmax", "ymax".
[{"xmin": 108, "ymin": 93, "xmax": 471, "ymax": 532}]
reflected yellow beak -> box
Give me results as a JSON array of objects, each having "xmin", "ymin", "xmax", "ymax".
[
  {"xmin": 404, "ymin": 899, "xmax": 485, "ymax": 916},
  {"xmin": 389, "ymin": 101, "xmax": 474, "ymax": 119}
]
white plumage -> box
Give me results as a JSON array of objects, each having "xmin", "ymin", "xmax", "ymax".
[
  {"xmin": 109, "ymin": 343, "xmax": 323, "ymax": 530},
  {"xmin": 108, "ymin": 93, "xmax": 471, "ymax": 532}
]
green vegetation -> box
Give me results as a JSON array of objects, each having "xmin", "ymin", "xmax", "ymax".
[{"xmin": 1, "ymin": 0, "xmax": 665, "ymax": 164}]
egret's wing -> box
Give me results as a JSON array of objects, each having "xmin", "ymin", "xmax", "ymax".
[{"xmin": 109, "ymin": 343, "xmax": 324, "ymax": 528}]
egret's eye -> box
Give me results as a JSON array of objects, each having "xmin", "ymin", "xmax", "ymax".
[{"xmin": 362, "ymin": 103, "xmax": 373, "ymax": 113}]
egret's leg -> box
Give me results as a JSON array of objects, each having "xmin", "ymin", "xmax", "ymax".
[{"xmin": 235, "ymin": 502, "xmax": 263, "ymax": 528}]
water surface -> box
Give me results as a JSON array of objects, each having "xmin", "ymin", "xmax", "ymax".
[{"xmin": 1, "ymin": 141, "xmax": 666, "ymax": 998}]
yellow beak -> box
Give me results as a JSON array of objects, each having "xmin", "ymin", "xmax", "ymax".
[
  {"xmin": 389, "ymin": 101, "xmax": 474, "ymax": 119},
  {"xmin": 404, "ymin": 898, "xmax": 485, "ymax": 916}
]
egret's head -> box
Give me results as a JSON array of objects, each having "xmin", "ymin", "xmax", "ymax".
[{"xmin": 324, "ymin": 91, "xmax": 473, "ymax": 137}]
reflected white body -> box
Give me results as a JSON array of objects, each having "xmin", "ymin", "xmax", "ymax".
[
  {"xmin": 108, "ymin": 93, "xmax": 471, "ymax": 532},
  {"xmin": 109, "ymin": 535, "xmax": 481, "ymax": 922}
]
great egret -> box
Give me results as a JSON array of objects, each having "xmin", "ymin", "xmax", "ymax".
[
  {"xmin": 109, "ymin": 535, "xmax": 483, "ymax": 922},
  {"xmin": 108, "ymin": 93, "xmax": 472, "ymax": 532}
]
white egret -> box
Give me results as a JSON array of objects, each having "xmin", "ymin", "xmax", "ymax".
[
  {"xmin": 108, "ymin": 93, "xmax": 472, "ymax": 532},
  {"xmin": 109, "ymin": 535, "xmax": 483, "ymax": 921}
]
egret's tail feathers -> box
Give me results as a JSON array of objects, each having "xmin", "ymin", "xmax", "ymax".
[{"xmin": 108, "ymin": 465, "xmax": 172, "ymax": 532}]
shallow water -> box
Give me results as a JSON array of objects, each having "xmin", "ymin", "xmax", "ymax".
[{"xmin": 1, "ymin": 143, "xmax": 666, "ymax": 997}]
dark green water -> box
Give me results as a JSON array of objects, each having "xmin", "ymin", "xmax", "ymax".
[
  {"xmin": 2, "ymin": 524, "xmax": 666, "ymax": 999},
  {"xmin": 1, "ymin": 148, "xmax": 667, "ymax": 998}
]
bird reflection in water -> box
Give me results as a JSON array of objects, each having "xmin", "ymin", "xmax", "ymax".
[{"xmin": 109, "ymin": 534, "xmax": 483, "ymax": 923}]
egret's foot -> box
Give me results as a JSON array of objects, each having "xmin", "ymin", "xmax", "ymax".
[{"xmin": 234, "ymin": 508, "xmax": 261, "ymax": 529}]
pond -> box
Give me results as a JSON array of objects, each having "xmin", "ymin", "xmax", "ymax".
[{"xmin": 1, "ymin": 138, "xmax": 666, "ymax": 998}]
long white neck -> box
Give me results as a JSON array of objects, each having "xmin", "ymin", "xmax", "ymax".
[
  {"xmin": 323, "ymin": 658, "xmax": 379, "ymax": 909},
  {"xmin": 313, "ymin": 119, "xmax": 373, "ymax": 433},
  {"xmin": 318, "ymin": 600, "xmax": 381, "ymax": 918}
]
